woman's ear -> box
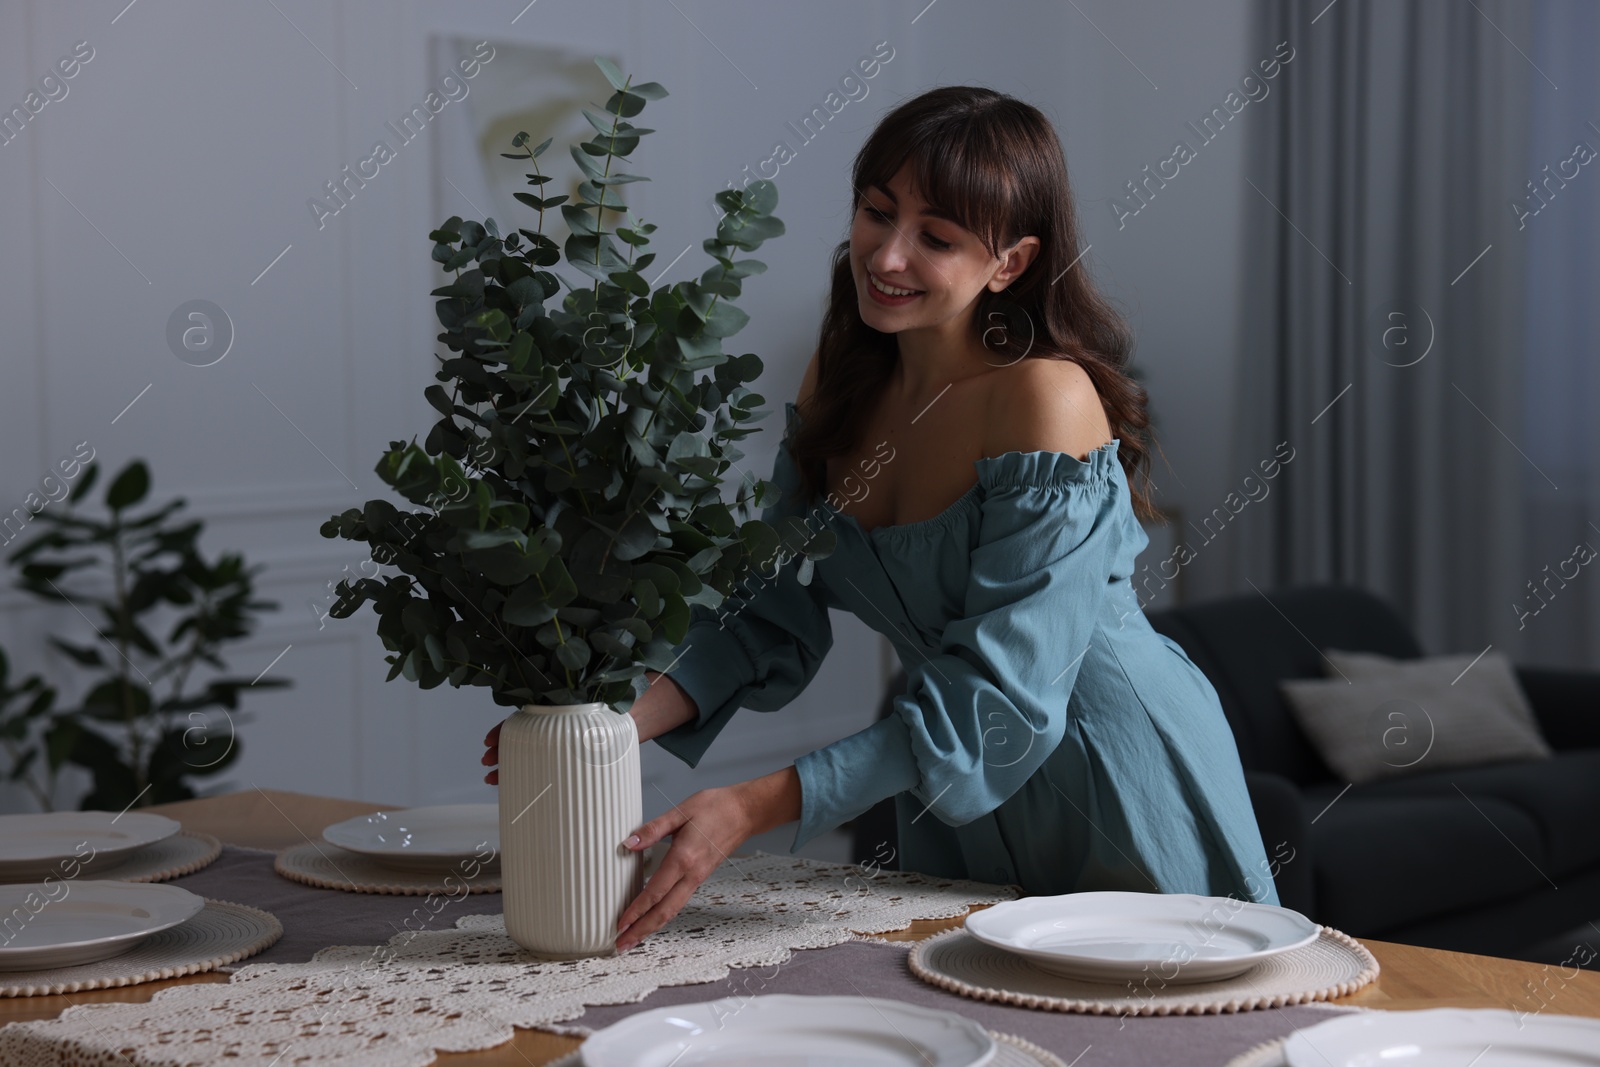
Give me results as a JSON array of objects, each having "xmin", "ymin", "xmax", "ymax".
[{"xmin": 988, "ymin": 235, "xmax": 1041, "ymax": 291}]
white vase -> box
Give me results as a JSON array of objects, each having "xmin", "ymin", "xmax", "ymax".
[{"xmin": 498, "ymin": 700, "xmax": 644, "ymax": 958}]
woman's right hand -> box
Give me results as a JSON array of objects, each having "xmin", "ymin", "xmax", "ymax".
[{"xmin": 480, "ymin": 672, "xmax": 700, "ymax": 786}]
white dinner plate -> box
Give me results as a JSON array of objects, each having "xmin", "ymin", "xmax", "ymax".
[
  {"xmin": 322, "ymin": 804, "xmax": 499, "ymax": 873},
  {"xmin": 580, "ymin": 993, "xmax": 997, "ymax": 1067},
  {"xmin": 1283, "ymin": 1007, "xmax": 1600, "ymax": 1066},
  {"xmin": 964, "ymin": 891, "xmax": 1321, "ymax": 984},
  {"xmin": 0, "ymin": 811, "xmax": 182, "ymax": 882},
  {"xmin": 0, "ymin": 880, "xmax": 205, "ymax": 970}
]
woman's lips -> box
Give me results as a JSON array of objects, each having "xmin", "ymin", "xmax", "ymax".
[{"xmin": 865, "ymin": 270, "xmax": 923, "ymax": 306}]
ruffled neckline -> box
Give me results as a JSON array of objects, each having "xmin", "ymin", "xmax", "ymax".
[{"xmin": 779, "ymin": 400, "xmax": 1120, "ymax": 540}]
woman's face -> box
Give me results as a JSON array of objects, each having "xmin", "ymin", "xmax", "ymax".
[{"xmin": 848, "ymin": 164, "xmax": 1038, "ymax": 336}]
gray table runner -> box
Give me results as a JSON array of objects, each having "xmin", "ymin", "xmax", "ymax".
[
  {"xmin": 169, "ymin": 846, "xmax": 1361, "ymax": 1065},
  {"xmin": 169, "ymin": 844, "xmax": 506, "ymax": 967},
  {"xmin": 555, "ymin": 940, "xmax": 1358, "ymax": 1066}
]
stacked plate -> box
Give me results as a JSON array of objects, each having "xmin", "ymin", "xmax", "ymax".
[
  {"xmin": 579, "ymin": 994, "xmax": 998, "ymax": 1066},
  {"xmin": 964, "ymin": 891, "xmax": 1322, "ymax": 984},
  {"xmin": 1281, "ymin": 1007, "xmax": 1600, "ymax": 1065},
  {"xmin": 321, "ymin": 804, "xmax": 499, "ymax": 874},
  {"xmin": 0, "ymin": 810, "xmax": 182, "ymax": 882},
  {"xmin": 0, "ymin": 880, "xmax": 205, "ymax": 971},
  {"xmin": 0, "ymin": 810, "xmax": 204, "ymax": 972}
]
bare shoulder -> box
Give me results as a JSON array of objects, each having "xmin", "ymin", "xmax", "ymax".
[
  {"xmin": 983, "ymin": 357, "xmax": 1114, "ymax": 461},
  {"xmin": 797, "ymin": 346, "xmax": 821, "ymax": 409}
]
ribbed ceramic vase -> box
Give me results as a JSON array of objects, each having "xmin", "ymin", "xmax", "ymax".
[{"xmin": 498, "ymin": 700, "xmax": 644, "ymax": 958}]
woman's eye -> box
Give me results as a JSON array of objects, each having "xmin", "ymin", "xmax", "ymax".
[{"xmin": 863, "ymin": 206, "xmax": 953, "ymax": 250}]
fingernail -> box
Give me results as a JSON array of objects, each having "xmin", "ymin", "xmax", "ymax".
[{"xmin": 625, "ymin": 834, "xmax": 640, "ymax": 848}]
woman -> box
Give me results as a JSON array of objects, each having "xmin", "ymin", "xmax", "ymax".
[{"xmin": 484, "ymin": 86, "xmax": 1277, "ymax": 953}]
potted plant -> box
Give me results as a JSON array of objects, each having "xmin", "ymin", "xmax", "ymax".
[
  {"xmin": 321, "ymin": 58, "xmax": 829, "ymax": 957},
  {"xmin": 6, "ymin": 459, "xmax": 288, "ymax": 811}
]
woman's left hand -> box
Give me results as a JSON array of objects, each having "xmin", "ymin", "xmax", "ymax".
[{"xmin": 615, "ymin": 785, "xmax": 755, "ymax": 953}]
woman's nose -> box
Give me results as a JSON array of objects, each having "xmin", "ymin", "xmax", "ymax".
[{"xmin": 868, "ymin": 234, "xmax": 912, "ymax": 275}]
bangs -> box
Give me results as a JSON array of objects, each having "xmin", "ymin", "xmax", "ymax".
[{"xmin": 856, "ymin": 125, "xmax": 1018, "ymax": 259}]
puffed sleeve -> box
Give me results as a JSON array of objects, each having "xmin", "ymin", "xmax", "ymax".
[
  {"xmin": 652, "ymin": 432, "xmax": 833, "ymax": 768},
  {"xmin": 789, "ymin": 444, "xmax": 1124, "ymax": 851}
]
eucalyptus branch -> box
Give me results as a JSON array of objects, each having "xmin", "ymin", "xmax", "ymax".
[{"xmin": 321, "ymin": 58, "xmax": 794, "ymax": 711}]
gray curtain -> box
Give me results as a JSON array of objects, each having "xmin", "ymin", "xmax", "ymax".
[
  {"xmin": 1517, "ymin": 0, "xmax": 1600, "ymax": 669},
  {"xmin": 1230, "ymin": 0, "xmax": 1537, "ymax": 661}
]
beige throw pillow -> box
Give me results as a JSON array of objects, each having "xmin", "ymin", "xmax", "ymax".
[
  {"xmin": 1278, "ymin": 649, "xmax": 1552, "ymax": 784},
  {"xmin": 1322, "ymin": 648, "xmax": 1545, "ymax": 733}
]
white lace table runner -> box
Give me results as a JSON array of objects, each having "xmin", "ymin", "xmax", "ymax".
[{"xmin": 0, "ymin": 851, "xmax": 1016, "ymax": 1066}]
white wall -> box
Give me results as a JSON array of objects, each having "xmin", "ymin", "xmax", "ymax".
[{"xmin": 0, "ymin": 1, "xmax": 1255, "ymax": 840}]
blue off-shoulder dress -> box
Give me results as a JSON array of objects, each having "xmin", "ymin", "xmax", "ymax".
[{"xmin": 655, "ymin": 401, "xmax": 1278, "ymax": 905}]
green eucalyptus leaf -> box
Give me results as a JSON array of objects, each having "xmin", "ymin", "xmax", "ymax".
[
  {"xmin": 581, "ymin": 107, "xmax": 620, "ymax": 136},
  {"xmin": 465, "ymin": 544, "xmax": 539, "ymax": 585},
  {"xmin": 502, "ymin": 579, "xmax": 557, "ymax": 627},
  {"xmin": 703, "ymin": 301, "xmax": 750, "ymax": 338},
  {"xmin": 631, "ymin": 578, "xmax": 661, "ymax": 618},
  {"xmin": 364, "ymin": 498, "xmax": 399, "ymax": 535},
  {"xmin": 658, "ymin": 595, "xmax": 690, "ymax": 643},
  {"xmin": 561, "ymin": 204, "xmax": 600, "ymax": 236},
  {"xmin": 554, "ymin": 636, "xmax": 590, "ymax": 671},
  {"xmin": 602, "ymin": 90, "xmax": 647, "ymax": 119},
  {"xmin": 743, "ymin": 179, "xmax": 778, "ymax": 215},
  {"xmin": 674, "ymin": 322, "xmax": 727, "ymax": 360},
  {"xmin": 590, "ymin": 631, "xmax": 632, "ymax": 659},
  {"xmin": 569, "ymin": 143, "xmax": 605, "ymax": 182},
  {"xmin": 594, "ymin": 57, "xmax": 628, "ymax": 92}
]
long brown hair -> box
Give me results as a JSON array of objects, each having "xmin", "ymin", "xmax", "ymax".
[{"xmin": 789, "ymin": 85, "xmax": 1158, "ymax": 522}]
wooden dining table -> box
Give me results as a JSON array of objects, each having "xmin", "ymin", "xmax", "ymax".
[{"xmin": 5, "ymin": 788, "xmax": 1599, "ymax": 1065}]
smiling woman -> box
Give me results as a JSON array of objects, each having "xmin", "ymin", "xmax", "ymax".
[
  {"xmin": 483, "ymin": 85, "xmax": 1277, "ymax": 957},
  {"xmin": 619, "ymin": 86, "xmax": 1275, "ymax": 951}
]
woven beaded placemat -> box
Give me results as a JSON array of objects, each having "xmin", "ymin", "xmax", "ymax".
[
  {"xmin": 909, "ymin": 926, "xmax": 1379, "ymax": 1015},
  {"xmin": 71, "ymin": 829, "xmax": 222, "ymax": 883},
  {"xmin": 273, "ymin": 840, "xmax": 501, "ymax": 895},
  {"xmin": 0, "ymin": 899, "xmax": 281, "ymax": 997}
]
